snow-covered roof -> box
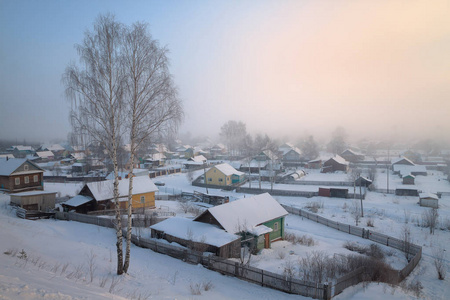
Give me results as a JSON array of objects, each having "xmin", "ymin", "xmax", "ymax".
[
  {"xmin": 419, "ymin": 193, "xmax": 439, "ymax": 200},
  {"xmin": 145, "ymin": 153, "xmax": 166, "ymax": 161},
  {"xmin": 328, "ymin": 155, "xmax": 349, "ymax": 165},
  {"xmin": 188, "ymin": 155, "xmax": 207, "ymax": 163},
  {"xmin": 284, "ymin": 147, "xmax": 302, "ymax": 156},
  {"xmin": 12, "ymin": 145, "xmax": 34, "ymax": 151},
  {"xmin": 63, "ymin": 195, "xmax": 94, "ymax": 207},
  {"xmin": 241, "ymin": 159, "xmax": 269, "ymax": 169},
  {"xmin": 72, "ymin": 152, "xmax": 86, "ymax": 160},
  {"xmin": 36, "ymin": 151, "xmax": 54, "ymax": 158},
  {"xmin": 0, "ymin": 154, "xmax": 15, "ymax": 159},
  {"xmin": 213, "ymin": 163, "xmax": 244, "ymax": 176},
  {"xmin": 40, "ymin": 144, "xmax": 65, "ymax": 152},
  {"xmin": 391, "ymin": 156, "xmax": 415, "ymax": 166},
  {"xmin": 0, "ymin": 158, "xmax": 43, "ymax": 176},
  {"xmin": 341, "ymin": 149, "xmax": 363, "ymax": 156},
  {"xmin": 150, "ymin": 217, "xmax": 240, "ymax": 247},
  {"xmin": 85, "ymin": 176, "xmax": 158, "ymax": 201},
  {"xmin": 393, "ymin": 164, "xmax": 427, "ymax": 176},
  {"xmin": 196, "ymin": 193, "xmax": 288, "ymax": 234}
]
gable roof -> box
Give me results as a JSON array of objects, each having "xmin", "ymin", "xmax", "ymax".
[
  {"xmin": 327, "ymin": 155, "xmax": 349, "ymax": 165},
  {"xmin": 36, "ymin": 151, "xmax": 54, "ymax": 159},
  {"xmin": 0, "ymin": 158, "xmax": 44, "ymax": 176},
  {"xmin": 194, "ymin": 193, "xmax": 288, "ymax": 234},
  {"xmin": 341, "ymin": 149, "xmax": 362, "ymax": 156},
  {"xmin": 85, "ymin": 176, "xmax": 158, "ymax": 201},
  {"xmin": 213, "ymin": 163, "xmax": 244, "ymax": 176},
  {"xmin": 419, "ymin": 193, "xmax": 439, "ymax": 200},
  {"xmin": 391, "ymin": 156, "xmax": 415, "ymax": 166}
]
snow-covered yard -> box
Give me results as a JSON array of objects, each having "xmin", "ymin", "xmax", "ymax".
[{"xmin": 1, "ymin": 168, "xmax": 449, "ymax": 299}]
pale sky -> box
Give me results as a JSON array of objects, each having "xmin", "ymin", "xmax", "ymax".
[{"xmin": 1, "ymin": 0, "xmax": 449, "ymax": 143}]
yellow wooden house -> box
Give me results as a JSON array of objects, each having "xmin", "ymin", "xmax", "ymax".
[
  {"xmin": 73, "ymin": 176, "xmax": 158, "ymax": 212},
  {"xmin": 205, "ymin": 163, "xmax": 245, "ymax": 186}
]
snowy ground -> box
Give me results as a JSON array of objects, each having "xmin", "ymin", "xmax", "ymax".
[{"xmin": 1, "ymin": 168, "xmax": 449, "ymax": 299}]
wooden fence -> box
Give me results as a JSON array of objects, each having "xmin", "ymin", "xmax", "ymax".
[
  {"xmin": 54, "ymin": 211, "xmax": 331, "ymax": 299},
  {"xmin": 54, "ymin": 205, "xmax": 422, "ymax": 299},
  {"xmin": 282, "ymin": 205, "xmax": 422, "ymax": 296}
]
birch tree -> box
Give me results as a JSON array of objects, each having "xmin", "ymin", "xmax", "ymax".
[
  {"xmin": 122, "ymin": 22, "xmax": 183, "ymax": 273},
  {"xmin": 63, "ymin": 14, "xmax": 126, "ymax": 274}
]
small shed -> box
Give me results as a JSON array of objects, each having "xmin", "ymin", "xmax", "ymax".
[
  {"xmin": 355, "ymin": 176, "xmax": 372, "ymax": 187},
  {"xmin": 318, "ymin": 187, "xmax": 348, "ymax": 198},
  {"xmin": 419, "ymin": 193, "xmax": 439, "ymax": 208},
  {"xmin": 10, "ymin": 191, "xmax": 56, "ymax": 211},
  {"xmin": 402, "ymin": 174, "xmax": 415, "ymax": 185},
  {"xmin": 62, "ymin": 195, "xmax": 96, "ymax": 213}
]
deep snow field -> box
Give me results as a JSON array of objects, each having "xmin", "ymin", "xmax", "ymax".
[{"xmin": 1, "ymin": 168, "xmax": 449, "ymax": 299}]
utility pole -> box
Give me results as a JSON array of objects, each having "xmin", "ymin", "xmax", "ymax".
[{"xmin": 387, "ymin": 146, "xmax": 390, "ymax": 193}]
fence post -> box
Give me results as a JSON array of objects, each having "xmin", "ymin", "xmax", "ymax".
[{"xmin": 261, "ymin": 269, "xmax": 264, "ymax": 286}]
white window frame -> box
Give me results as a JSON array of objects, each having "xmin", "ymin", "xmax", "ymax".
[
  {"xmin": 24, "ymin": 164, "xmax": 29, "ymax": 171},
  {"xmin": 274, "ymin": 222, "xmax": 279, "ymax": 231},
  {"xmin": 34, "ymin": 175, "xmax": 38, "ymax": 182},
  {"xmin": 15, "ymin": 177, "xmax": 20, "ymax": 185},
  {"xmin": 140, "ymin": 196, "xmax": 145, "ymax": 204},
  {"xmin": 208, "ymin": 178, "xmax": 212, "ymax": 182},
  {"xmin": 24, "ymin": 176, "xmax": 29, "ymax": 184},
  {"xmin": 218, "ymin": 178, "xmax": 223, "ymax": 182}
]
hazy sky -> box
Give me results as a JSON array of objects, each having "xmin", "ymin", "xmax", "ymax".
[{"xmin": 1, "ymin": 0, "xmax": 449, "ymax": 144}]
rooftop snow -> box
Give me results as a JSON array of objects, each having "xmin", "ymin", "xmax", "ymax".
[
  {"xmin": 0, "ymin": 158, "xmax": 43, "ymax": 176},
  {"xmin": 214, "ymin": 163, "xmax": 244, "ymax": 176},
  {"xmin": 63, "ymin": 195, "xmax": 94, "ymax": 207},
  {"xmin": 10, "ymin": 191, "xmax": 57, "ymax": 196},
  {"xmin": 197, "ymin": 193, "xmax": 288, "ymax": 234},
  {"xmin": 150, "ymin": 217, "xmax": 240, "ymax": 247},
  {"xmin": 86, "ymin": 176, "xmax": 158, "ymax": 201}
]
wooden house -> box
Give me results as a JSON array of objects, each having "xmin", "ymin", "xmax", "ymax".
[
  {"xmin": 419, "ymin": 193, "xmax": 439, "ymax": 208},
  {"xmin": 205, "ymin": 163, "xmax": 245, "ymax": 186},
  {"xmin": 282, "ymin": 147, "xmax": 303, "ymax": 167},
  {"xmin": 194, "ymin": 193, "xmax": 288, "ymax": 250},
  {"xmin": 184, "ymin": 155, "xmax": 207, "ymax": 169},
  {"xmin": 8, "ymin": 145, "xmax": 35, "ymax": 158},
  {"xmin": 68, "ymin": 176, "xmax": 158, "ymax": 213},
  {"xmin": 321, "ymin": 155, "xmax": 349, "ymax": 173},
  {"xmin": 391, "ymin": 156, "xmax": 415, "ymax": 170},
  {"xmin": 10, "ymin": 191, "xmax": 56, "ymax": 211},
  {"xmin": 340, "ymin": 149, "xmax": 364, "ymax": 163},
  {"xmin": 0, "ymin": 158, "xmax": 44, "ymax": 192},
  {"xmin": 402, "ymin": 174, "xmax": 415, "ymax": 185},
  {"xmin": 35, "ymin": 151, "xmax": 55, "ymax": 162},
  {"xmin": 355, "ymin": 176, "xmax": 373, "ymax": 187},
  {"xmin": 150, "ymin": 217, "xmax": 241, "ymax": 258}
]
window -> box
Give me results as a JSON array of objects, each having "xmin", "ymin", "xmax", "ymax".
[
  {"xmin": 140, "ymin": 196, "xmax": 145, "ymax": 204},
  {"xmin": 24, "ymin": 176, "xmax": 29, "ymax": 184},
  {"xmin": 219, "ymin": 178, "xmax": 223, "ymax": 182},
  {"xmin": 273, "ymin": 222, "xmax": 279, "ymax": 231},
  {"xmin": 24, "ymin": 165, "xmax": 29, "ymax": 171},
  {"xmin": 208, "ymin": 178, "xmax": 212, "ymax": 182},
  {"xmin": 15, "ymin": 178, "xmax": 20, "ymax": 185},
  {"xmin": 227, "ymin": 177, "xmax": 230, "ymax": 181},
  {"xmin": 34, "ymin": 175, "xmax": 38, "ymax": 182}
]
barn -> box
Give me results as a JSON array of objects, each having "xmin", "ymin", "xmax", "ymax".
[
  {"xmin": 321, "ymin": 155, "xmax": 349, "ymax": 173},
  {"xmin": 10, "ymin": 191, "xmax": 56, "ymax": 211},
  {"xmin": 150, "ymin": 217, "xmax": 241, "ymax": 258}
]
